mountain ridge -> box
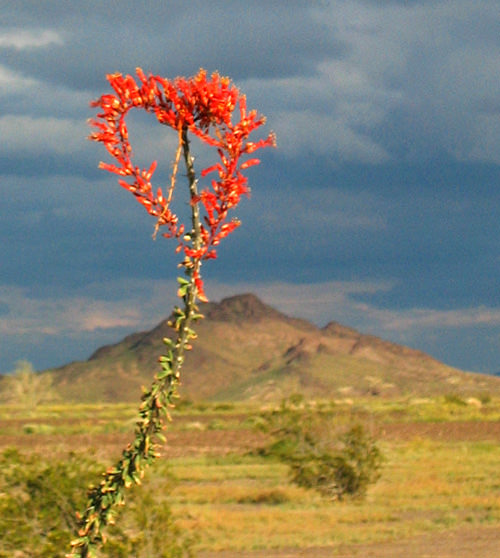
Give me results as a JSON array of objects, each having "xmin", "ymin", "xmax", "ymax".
[{"xmin": 47, "ymin": 293, "xmax": 500, "ymax": 402}]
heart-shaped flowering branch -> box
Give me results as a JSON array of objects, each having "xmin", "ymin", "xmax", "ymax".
[
  {"xmin": 67, "ymin": 69, "xmax": 274, "ymax": 558},
  {"xmin": 88, "ymin": 67, "xmax": 275, "ymax": 300}
]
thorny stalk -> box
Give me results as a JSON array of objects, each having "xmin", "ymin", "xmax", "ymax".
[
  {"xmin": 68, "ymin": 131, "xmax": 203, "ymax": 558},
  {"xmin": 69, "ymin": 68, "xmax": 274, "ymax": 557}
]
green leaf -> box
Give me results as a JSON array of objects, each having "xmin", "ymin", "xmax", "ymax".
[{"xmin": 177, "ymin": 283, "xmax": 189, "ymax": 297}]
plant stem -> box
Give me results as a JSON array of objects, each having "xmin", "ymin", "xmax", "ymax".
[
  {"xmin": 179, "ymin": 125, "xmax": 203, "ymax": 331},
  {"xmin": 68, "ymin": 129, "xmax": 203, "ymax": 558}
]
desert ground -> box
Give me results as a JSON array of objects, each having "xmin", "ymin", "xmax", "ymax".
[{"xmin": 0, "ymin": 398, "xmax": 499, "ymax": 557}]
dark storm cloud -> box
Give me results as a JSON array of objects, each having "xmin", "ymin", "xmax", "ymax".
[
  {"xmin": 2, "ymin": 0, "xmax": 344, "ymax": 90},
  {"xmin": 1, "ymin": 0, "xmax": 499, "ymax": 375}
]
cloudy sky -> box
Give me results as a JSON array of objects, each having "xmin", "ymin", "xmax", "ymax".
[{"xmin": 1, "ymin": 0, "xmax": 499, "ymax": 376}]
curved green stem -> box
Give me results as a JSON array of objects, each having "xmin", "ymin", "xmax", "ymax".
[{"xmin": 68, "ymin": 130, "xmax": 203, "ymax": 558}]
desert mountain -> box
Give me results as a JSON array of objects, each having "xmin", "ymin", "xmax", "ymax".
[{"xmin": 49, "ymin": 294, "xmax": 500, "ymax": 402}]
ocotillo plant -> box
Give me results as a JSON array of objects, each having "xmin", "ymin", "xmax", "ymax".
[{"xmin": 68, "ymin": 68, "xmax": 275, "ymax": 558}]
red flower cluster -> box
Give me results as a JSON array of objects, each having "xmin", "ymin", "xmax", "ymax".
[{"xmin": 89, "ymin": 67, "xmax": 275, "ymax": 269}]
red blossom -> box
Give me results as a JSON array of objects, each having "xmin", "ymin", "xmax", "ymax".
[{"xmin": 89, "ymin": 67, "xmax": 275, "ymax": 296}]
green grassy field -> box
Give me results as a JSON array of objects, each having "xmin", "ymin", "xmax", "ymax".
[{"xmin": 0, "ymin": 396, "xmax": 499, "ymax": 556}]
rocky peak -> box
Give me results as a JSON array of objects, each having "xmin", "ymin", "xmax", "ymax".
[{"xmin": 203, "ymin": 293, "xmax": 289, "ymax": 323}]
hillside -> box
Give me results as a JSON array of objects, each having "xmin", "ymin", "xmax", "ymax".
[{"xmin": 48, "ymin": 294, "xmax": 500, "ymax": 402}]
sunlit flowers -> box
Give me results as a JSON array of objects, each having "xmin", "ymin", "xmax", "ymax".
[
  {"xmin": 89, "ymin": 68, "xmax": 275, "ymax": 299},
  {"xmin": 69, "ymin": 68, "xmax": 274, "ymax": 558}
]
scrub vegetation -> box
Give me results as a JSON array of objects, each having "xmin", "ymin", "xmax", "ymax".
[{"xmin": 0, "ymin": 395, "xmax": 499, "ymax": 556}]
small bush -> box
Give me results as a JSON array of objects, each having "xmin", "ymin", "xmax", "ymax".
[
  {"xmin": 237, "ymin": 489, "xmax": 290, "ymax": 505},
  {"xmin": 0, "ymin": 360, "xmax": 58, "ymax": 411},
  {"xmin": 0, "ymin": 449, "xmax": 196, "ymax": 558},
  {"xmin": 105, "ymin": 489, "xmax": 197, "ymax": 558},
  {"xmin": 207, "ymin": 419, "xmax": 226, "ymax": 430},
  {"xmin": 444, "ymin": 393, "xmax": 467, "ymax": 406},
  {"xmin": 0, "ymin": 449, "xmax": 101, "ymax": 558},
  {"xmin": 478, "ymin": 393, "xmax": 491, "ymax": 405},
  {"xmin": 258, "ymin": 397, "xmax": 384, "ymax": 500},
  {"xmin": 22, "ymin": 423, "xmax": 55, "ymax": 435},
  {"xmin": 213, "ymin": 402, "xmax": 235, "ymax": 412}
]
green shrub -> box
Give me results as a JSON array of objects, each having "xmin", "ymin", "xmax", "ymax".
[
  {"xmin": 213, "ymin": 402, "xmax": 235, "ymax": 412},
  {"xmin": 444, "ymin": 393, "xmax": 467, "ymax": 406},
  {"xmin": 236, "ymin": 488, "xmax": 290, "ymax": 505},
  {"xmin": 105, "ymin": 488, "xmax": 197, "ymax": 558},
  {"xmin": 22, "ymin": 423, "xmax": 55, "ymax": 434},
  {"xmin": 0, "ymin": 360, "xmax": 58, "ymax": 411},
  {"xmin": 0, "ymin": 449, "xmax": 101, "ymax": 558},
  {"xmin": 478, "ymin": 393, "xmax": 491, "ymax": 405},
  {"xmin": 0, "ymin": 449, "xmax": 196, "ymax": 558},
  {"xmin": 258, "ymin": 397, "xmax": 384, "ymax": 500}
]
